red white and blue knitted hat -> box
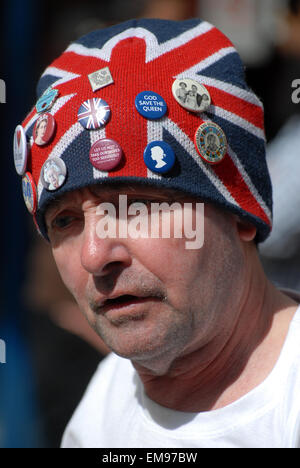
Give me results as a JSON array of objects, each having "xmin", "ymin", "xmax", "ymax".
[{"xmin": 17, "ymin": 18, "xmax": 273, "ymax": 242}]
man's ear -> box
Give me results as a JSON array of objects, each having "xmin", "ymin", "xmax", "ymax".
[{"xmin": 234, "ymin": 216, "xmax": 257, "ymax": 242}]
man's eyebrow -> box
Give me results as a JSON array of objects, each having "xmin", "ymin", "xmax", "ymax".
[
  {"xmin": 44, "ymin": 184, "xmax": 196, "ymax": 219},
  {"xmin": 45, "ymin": 197, "xmax": 68, "ymax": 218}
]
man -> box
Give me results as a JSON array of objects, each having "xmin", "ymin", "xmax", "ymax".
[
  {"xmin": 206, "ymin": 133, "xmax": 219, "ymax": 153},
  {"xmin": 15, "ymin": 18, "xmax": 300, "ymax": 448}
]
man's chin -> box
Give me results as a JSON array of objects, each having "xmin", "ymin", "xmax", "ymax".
[
  {"xmin": 93, "ymin": 320, "xmax": 185, "ymax": 375},
  {"xmin": 95, "ymin": 325, "xmax": 167, "ymax": 361}
]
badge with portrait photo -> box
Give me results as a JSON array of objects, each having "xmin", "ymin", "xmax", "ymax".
[
  {"xmin": 33, "ymin": 113, "xmax": 56, "ymax": 146},
  {"xmin": 194, "ymin": 122, "xmax": 227, "ymax": 164},
  {"xmin": 41, "ymin": 157, "xmax": 67, "ymax": 191},
  {"xmin": 172, "ymin": 78, "xmax": 211, "ymax": 113}
]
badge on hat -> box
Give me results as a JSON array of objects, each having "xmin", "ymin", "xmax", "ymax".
[
  {"xmin": 135, "ymin": 91, "xmax": 167, "ymax": 119},
  {"xmin": 33, "ymin": 113, "xmax": 56, "ymax": 146},
  {"xmin": 41, "ymin": 157, "xmax": 67, "ymax": 191},
  {"xmin": 194, "ymin": 122, "xmax": 227, "ymax": 164},
  {"xmin": 89, "ymin": 138, "xmax": 123, "ymax": 171},
  {"xmin": 13, "ymin": 125, "xmax": 28, "ymax": 176},
  {"xmin": 172, "ymin": 78, "xmax": 211, "ymax": 113},
  {"xmin": 22, "ymin": 172, "xmax": 37, "ymax": 214},
  {"xmin": 77, "ymin": 98, "xmax": 111, "ymax": 130},
  {"xmin": 143, "ymin": 141, "xmax": 175, "ymax": 174},
  {"xmin": 88, "ymin": 67, "xmax": 114, "ymax": 92},
  {"xmin": 36, "ymin": 87, "xmax": 59, "ymax": 113}
]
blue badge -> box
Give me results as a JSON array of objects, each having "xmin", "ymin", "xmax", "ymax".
[
  {"xmin": 36, "ymin": 87, "xmax": 59, "ymax": 113},
  {"xmin": 143, "ymin": 141, "xmax": 175, "ymax": 174},
  {"xmin": 135, "ymin": 91, "xmax": 167, "ymax": 119}
]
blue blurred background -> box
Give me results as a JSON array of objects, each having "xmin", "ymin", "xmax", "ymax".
[{"xmin": 1, "ymin": 0, "xmax": 300, "ymax": 447}]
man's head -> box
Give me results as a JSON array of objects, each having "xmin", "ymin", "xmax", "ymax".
[{"xmin": 14, "ymin": 18, "xmax": 273, "ymax": 368}]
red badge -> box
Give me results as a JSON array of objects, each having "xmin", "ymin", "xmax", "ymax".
[
  {"xmin": 33, "ymin": 113, "xmax": 56, "ymax": 146},
  {"xmin": 89, "ymin": 138, "xmax": 123, "ymax": 171}
]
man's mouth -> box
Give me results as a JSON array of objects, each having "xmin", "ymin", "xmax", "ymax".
[
  {"xmin": 102, "ymin": 294, "xmax": 147, "ymax": 309},
  {"xmin": 95, "ymin": 294, "xmax": 161, "ymax": 325},
  {"xmin": 92, "ymin": 292, "xmax": 165, "ymax": 323}
]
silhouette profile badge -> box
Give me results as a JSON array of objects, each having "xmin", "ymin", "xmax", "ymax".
[{"xmin": 143, "ymin": 141, "xmax": 175, "ymax": 174}]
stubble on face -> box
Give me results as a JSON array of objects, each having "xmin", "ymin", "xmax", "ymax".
[
  {"xmin": 80, "ymin": 267, "xmax": 197, "ymax": 373},
  {"xmin": 49, "ymin": 185, "xmax": 246, "ymax": 376}
]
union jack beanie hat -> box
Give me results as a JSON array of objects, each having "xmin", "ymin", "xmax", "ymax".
[{"xmin": 16, "ymin": 18, "xmax": 273, "ymax": 242}]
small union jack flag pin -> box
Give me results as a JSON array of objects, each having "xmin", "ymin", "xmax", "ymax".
[{"xmin": 77, "ymin": 98, "xmax": 111, "ymax": 130}]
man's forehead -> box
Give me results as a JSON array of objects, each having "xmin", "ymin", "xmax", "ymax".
[{"xmin": 45, "ymin": 183, "xmax": 195, "ymax": 215}]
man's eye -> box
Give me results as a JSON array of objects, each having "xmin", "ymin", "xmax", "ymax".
[{"xmin": 52, "ymin": 215, "xmax": 76, "ymax": 229}]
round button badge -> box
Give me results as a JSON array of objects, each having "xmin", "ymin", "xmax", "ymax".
[
  {"xmin": 89, "ymin": 138, "xmax": 123, "ymax": 171},
  {"xmin": 194, "ymin": 122, "xmax": 227, "ymax": 165},
  {"xmin": 172, "ymin": 78, "xmax": 211, "ymax": 113},
  {"xmin": 33, "ymin": 113, "xmax": 56, "ymax": 146},
  {"xmin": 143, "ymin": 141, "xmax": 175, "ymax": 174},
  {"xmin": 135, "ymin": 91, "xmax": 167, "ymax": 119},
  {"xmin": 22, "ymin": 172, "xmax": 37, "ymax": 214},
  {"xmin": 77, "ymin": 98, "xmax": 111, "ymax": 130},
  {"xmin": 13, "ymin": 125, "xmax": 28, "ymax": 176},
  {"xmin": 41, "ymin": 157, "xmax": 67, "ymax": 191}
]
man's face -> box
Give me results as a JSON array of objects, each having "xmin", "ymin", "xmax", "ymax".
[{"xmin": 45, "ymin": 184, "xmax": 245, "ymax": 373}]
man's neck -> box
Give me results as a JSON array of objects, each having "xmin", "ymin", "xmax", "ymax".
[{"xmin": 133, "ymin": 261, "xmax": 298, "ymax": 413}]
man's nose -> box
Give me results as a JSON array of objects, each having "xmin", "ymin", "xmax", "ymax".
[{"xmin": 80, "ymin": 215, "xmax": 132, "ymax": 276}]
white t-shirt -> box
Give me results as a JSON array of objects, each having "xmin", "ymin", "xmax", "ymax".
[{"xmin": 61, "ymin": 304, "xmax": 300, "ymax": 448}]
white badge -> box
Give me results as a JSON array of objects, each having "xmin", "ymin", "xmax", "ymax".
[
  {"xmin": 41, "ymin": 157, "xmax": 67, "ymax": 191},
  {"xmin": 13, "ymin": 125, "xmax": 28, "ymax": 176},
  {"xmin": 172, "ymin": 78, "xmax": 211, "ymax": 113},
  {"xmin": 88, "ymin": 67, "xmax": 114, "ymax": 92}
]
